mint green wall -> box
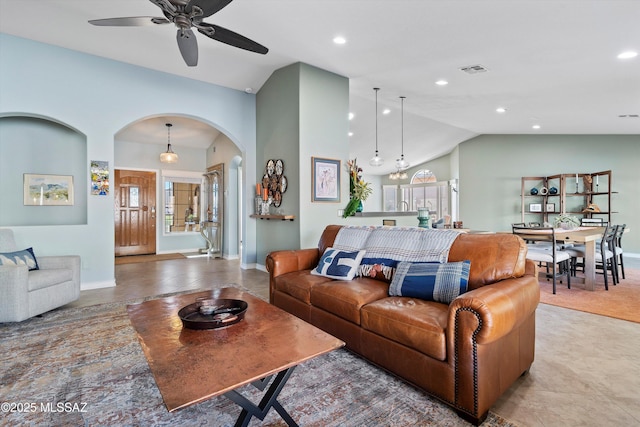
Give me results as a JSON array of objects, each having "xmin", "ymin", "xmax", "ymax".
[
  {"xmin": 0, "ymin": 34, "xmax": 258, "ymax": 288},
  {"xmin": 457, "ymin": 135, "xmax": 640, "ymax": 253},
  {"xmin": 256, "ymin": 63, "xmax": 349, "ymax": 263},
  {"xmin": 255, "ymin": 63, "xmax": 301, "ymax": 265},
  {"xmin": 298, "ymin": 64, "xmax": 350, "ymax": 248}
]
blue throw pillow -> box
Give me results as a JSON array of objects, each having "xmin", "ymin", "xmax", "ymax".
[
  {"xmin": 0, "ymin": 247, "xmax": 39, "ymax": 271},
  {"xmin": 388, "ymin": 260, "xmax": 471, "ymax": 304},
  {"xmin": 311, "ymin": 247, "xmax": 366, "ymax": 280}
]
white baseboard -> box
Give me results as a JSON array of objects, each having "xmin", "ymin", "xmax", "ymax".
[{"xmin": 81, "ymin": 279, "xmax": 116, "ymax": 290}]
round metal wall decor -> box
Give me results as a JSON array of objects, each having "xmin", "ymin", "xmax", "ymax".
[{"xmin": 262, "ymin": 159, "xmax": 287, "ymax": 207}]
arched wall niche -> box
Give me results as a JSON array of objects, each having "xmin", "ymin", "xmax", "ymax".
[{"xmin": 0, "ymin": 113, "xmax": 88, "ymax": 226}]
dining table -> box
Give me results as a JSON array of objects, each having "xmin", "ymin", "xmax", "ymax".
[
  {"xmin": 553, "ymin": 227, "xmax": 605, "ymax": 291},
  {"xmin": 514, "ymin": 226, "xmax": 629, "ymax": 291}
]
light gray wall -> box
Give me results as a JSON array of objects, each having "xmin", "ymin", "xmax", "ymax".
[{"xmin": 0, "ymin": 34, "xmax": 258, "ymax": 288}]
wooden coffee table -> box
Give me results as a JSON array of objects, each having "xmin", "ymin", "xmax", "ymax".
[{"xmin": 127, "ymin": 287, "xmax": 344, "ymax": 426}]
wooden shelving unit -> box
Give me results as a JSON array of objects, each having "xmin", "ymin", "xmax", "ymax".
[
  {"xmin": 250, "ymin": 214, "xmax": 295, "ymax": 221},
  {"xmin": 521, "ymin": 170, "xmax": 615, "ymax": 224}
]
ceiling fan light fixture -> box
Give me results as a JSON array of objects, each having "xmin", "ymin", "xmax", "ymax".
[
  {"xmin": 369, "ymin": 88, "xmax": 384, "ymax": 167},
  {"xmin": 160, "ymin": 123, "xmax": 179, "ymax": 163}
]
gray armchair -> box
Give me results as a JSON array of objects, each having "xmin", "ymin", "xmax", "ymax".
[{"xmin": 0, "ymin": 228, "xmax": 80, "ymax": 322}]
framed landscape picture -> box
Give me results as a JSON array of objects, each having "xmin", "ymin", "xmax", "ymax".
[
  {"xmin": 312, "ymin": 157, "xmax": 340, "ymax": 202},
  {"xmin": 23, "ymin": 174, "xmax": 74, "ymax": 206}
]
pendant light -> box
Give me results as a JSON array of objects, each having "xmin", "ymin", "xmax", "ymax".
[
  {"xmin": 395, "ymin": 96, "xmax": 410, "ymax": 171},
  {"xmin": 160, "ymin": 123, "xmax": 179, "ymax": 163},
  {"xmin": 369, "ymin": 88, "xmax": 384, "ymax": 167}
]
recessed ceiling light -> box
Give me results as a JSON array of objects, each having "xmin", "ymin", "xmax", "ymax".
[
  {"xmin": 496, "ymin": 107, "xmax": 507, "ymax": 113},
  {"xmin": 617, "ymin": 51, "xmax": 638, "ymax": 59},
  {"xmin": 382, "ymin": 108, "xmax": 391, "ymax": 115},
  {"xmin": 348, "ymin": 132, "xmax": 354, "ymax": 137},
  {"xmin": 435, "ymin": 80, "xmax": 449, "ymax": 86},
  {"xmin": 244, "ymin": 87, "xmax": 253, "ymax": 93},
  {"xmin": 532, "ymin": 124, "xmax": 541, "ymax": 130},
  {"xmin": 348, "ymin": 112, "xmax": 354, "ymax": 120},
  {"xmin": 333, "ymin": 36, "xmax": 346, "ymax": 45}
]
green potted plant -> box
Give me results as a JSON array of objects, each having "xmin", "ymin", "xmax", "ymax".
[
  {"xmin": 342, "ymin": 159, "xmax": 372, "ymax": 218},
  {"xmin": 554, "ymin": 213, "xmax": 580, "ymax": 229}
]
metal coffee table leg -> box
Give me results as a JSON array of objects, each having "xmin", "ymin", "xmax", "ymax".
[{"xmin": 225, "ymin": 366, "xmax": 299, "ymax": 427}]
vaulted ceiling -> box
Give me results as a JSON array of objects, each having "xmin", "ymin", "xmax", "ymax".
[{"xmin": 1, "ymin": 0, "xmax": 638, "ymax": 174}]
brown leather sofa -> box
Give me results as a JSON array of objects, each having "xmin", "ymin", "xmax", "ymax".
[{"xmin": 266, "ymin": 225, "xmax": 539, "ymax": 425}]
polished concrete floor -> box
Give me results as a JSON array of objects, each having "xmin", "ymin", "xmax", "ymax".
[{"xmin": 69, "ymin": 256, "xmax": 640, "ymax": 427}]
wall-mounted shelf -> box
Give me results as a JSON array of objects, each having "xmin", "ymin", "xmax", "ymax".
[{"xmin": 250, "ymin": 214, "xmax": 295, "ymax": 221}]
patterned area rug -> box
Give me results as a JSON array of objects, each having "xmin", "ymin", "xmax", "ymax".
[{"xmin": 1, "ymin": 287, "xmax": 516, "ymax": 426}]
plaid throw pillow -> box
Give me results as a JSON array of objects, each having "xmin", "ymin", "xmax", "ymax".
[{"xmin": 389, "ymin": 260, "xmax": 470, "ymax": 304}]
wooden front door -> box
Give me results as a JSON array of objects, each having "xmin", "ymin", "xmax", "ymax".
[{"xmin": 114, "ymin": 170, "xmax": 156, "ymax": 256}]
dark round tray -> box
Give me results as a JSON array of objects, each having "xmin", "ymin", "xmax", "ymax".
[{"xmin": 178, "ymin": 298, "xmax": 248, "ymax": 330}]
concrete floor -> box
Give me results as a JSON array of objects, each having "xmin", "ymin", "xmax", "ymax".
[{"xmin": 69, "ymin": 256, "xmax": 640, "ymax": 426}]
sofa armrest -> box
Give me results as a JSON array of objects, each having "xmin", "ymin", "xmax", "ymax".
[
  {"xmin": 265, "ymin": 249, "xmax": 320, "ymax": 302},
  {"xmin": 37, "ymin": 255, "xmax": 81, "ymax": 288},
  {"xmin": 447, "ymin": 274, "xmax": 540, "ymax": 346},
  {"xmin": 0, "ymin": 265, "xmax": 30, "ymax": 321}
]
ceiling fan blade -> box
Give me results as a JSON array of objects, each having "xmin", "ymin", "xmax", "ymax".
[
  {"xmin": 88, "ymin": 17, "xmax": 170, "ymax": 26},
  {"xmin": 197, "ymin": 23, "xmax": 268, "ymax": 54},
  {"xmin": 187, "ymin": 0, "xmax": 234, "ymax": 18},
  {"xmin": 177, "ymin": 28, "xmax": 199, "ymax": 66}
]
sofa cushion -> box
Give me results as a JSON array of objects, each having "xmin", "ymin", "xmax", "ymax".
[
  {"xmin": 389, "ymin": 261, "xmax": 470, "ymax": 304},
  {"xmin": 311, "ymin": 247, "xmax": 366, "ymax": 280},
  {"xmin": 28, "ymin": 268, "xmax": 74, "ymax": 291},
  {"xmin": 275, "ymin": 270, "xmax": 333, "ymax": 304},
  {"xmin": 361, "ymin": 297, "xmax": 449, "ymax": 361},
  {"xmin": 310, "ymin": 278, "xmax": 389, "ymax": 325},
  {"xmin": 0, "ymin": 247, "xmax": 39, "ymax": 271},
  {"xmin": 448, "ymin": 233, "xmax": 527, "ymax": 290}
]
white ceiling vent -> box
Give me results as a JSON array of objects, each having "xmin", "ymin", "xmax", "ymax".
[
  {"xmin": 459, "ymin": 64, "xmax": 489, "ymax": 74},
  {"xmin": 618, "ymin": 114, "xmax": 639, "ymax": 118}
]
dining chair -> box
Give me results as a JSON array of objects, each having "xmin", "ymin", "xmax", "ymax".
[
  {"xmin": 564, "ymin": 225, "xmax": 617, "ymax": 290},
  {"xmin": 581, "ymin": 217, "xmax": 607, "ymax": 226},
  {"xmin": 512, "ymin": 226, "xmax": 571, "ymax": 294},
  {"xmin": 613, "ymin": 224, "xmax": 626, "ymax": 281}
]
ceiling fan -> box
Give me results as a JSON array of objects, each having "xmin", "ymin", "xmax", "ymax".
[{"xmin": 89, "ymin": 0, "xmax": 268, "ymax": 67}]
